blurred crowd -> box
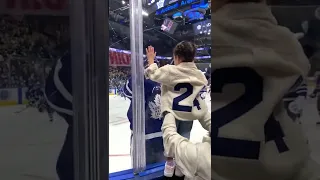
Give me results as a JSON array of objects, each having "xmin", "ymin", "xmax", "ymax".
[
  {"xmin": 0, "ymin": 58, "xmax": 45, "ymax": 88},
  {"xmin": 109, "ymin": 66, "xmax": 130, "ymax": 89},
  {"xmin": 0, "ymin": 15, "xmax": 67, "ymax": 88},
  {"xmin": 0, "ymin": 15, "xmax": 133, "ymax": 90}
]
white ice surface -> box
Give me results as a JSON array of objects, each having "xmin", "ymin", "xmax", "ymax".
[
  {"xmin": 109, "ymin": 95, "xmax": 210, "ymax": 173},
  {"xmin": 0, "ymin": 106, "xmax": 66, "ymax": 180}
]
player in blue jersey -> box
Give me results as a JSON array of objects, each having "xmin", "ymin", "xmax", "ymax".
[
  {"xmin": 124, "ymin": 76, "xmax": 165, "ymax": 164},
  {"xmin": 25, "ymin": 83, "xmax": 54, "ymax": 121},
  {"xmin": 118, "ymin": 87, "xmax": 126, "ymax": 100},
  {"xmin": 44, "ymin": 51, "xmax": 73, "ymax": 180}
]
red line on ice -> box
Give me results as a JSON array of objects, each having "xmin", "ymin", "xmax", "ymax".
[{"xmin": 109, "ymin": 154, "xmax": 130, "ymax": 157}]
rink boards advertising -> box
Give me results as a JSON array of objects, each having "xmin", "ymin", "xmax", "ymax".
[
  {"xmin": 109, "ymin": 88, "xmax": 117, "ymax": 95},
  {"xmin": 0, "ymin": 88, "xmax": 28, "ymax": 106}
]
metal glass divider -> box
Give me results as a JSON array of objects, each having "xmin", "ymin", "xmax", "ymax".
[
  {"xmin": 130, "ymin": 0, "xmax": 147, "ymax": 174},
  {"xmin": 70, "ymin": 0, "xmax": 109, "ymax": 179}
]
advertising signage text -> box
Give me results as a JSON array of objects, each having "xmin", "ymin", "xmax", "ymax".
[{"xmin": 155, "ymin": 0, "xmax": 207, "ymax": 16}]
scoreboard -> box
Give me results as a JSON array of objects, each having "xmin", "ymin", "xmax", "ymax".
[{"xmin": 193, "ymin": 19, "xmax": 211, "ymax": 35}]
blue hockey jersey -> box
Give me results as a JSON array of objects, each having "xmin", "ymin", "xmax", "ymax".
[
  {"xmin": 44, "ymin": 51, "xmax": 73, "ymax": 122},
  {"xmin": 124, "ymin": 77, "xmax": 163, "ymax": 139}
]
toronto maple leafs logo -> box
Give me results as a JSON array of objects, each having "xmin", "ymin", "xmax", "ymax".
[{"xmin": 149, "ymin": 94, "xmax": 162, "ymax": 119}]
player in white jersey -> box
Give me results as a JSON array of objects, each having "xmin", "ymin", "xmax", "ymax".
[
  {"xmin": 211, "ymin": 1, "xmax": 320, "ymax": 180},
  {"xmin": 144, "ymin": 42, "xmax": 211, "ymax": 177}
]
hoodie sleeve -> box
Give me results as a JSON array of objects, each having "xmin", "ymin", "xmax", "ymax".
[{"xmin": 144, "ymin": 63, "xmax": 172, "ymax": 85}]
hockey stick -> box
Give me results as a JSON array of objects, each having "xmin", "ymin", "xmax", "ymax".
[{"xmin": 14, "ymin": 106, "xmax": 30, "ymax": 114}]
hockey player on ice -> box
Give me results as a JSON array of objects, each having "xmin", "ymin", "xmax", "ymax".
[
  {"xmin": 211, "ymin": 0, "xmax": 320, "ymax": 180},
  {"xmin": 25, "ymin": 83, "xmax": 54, "ymax": 121},
  {"xmin": 123, "ymin": 58, "xmax": 168, "ymax": 165}
]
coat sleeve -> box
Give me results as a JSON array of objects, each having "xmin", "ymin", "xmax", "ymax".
[
  {"xmin": 198, "ymin": 111, "xmax": 211, "ymax": 132},
  {"xmin": 144, "ymin": 63, "xmax": 172, "ymax": 85}
]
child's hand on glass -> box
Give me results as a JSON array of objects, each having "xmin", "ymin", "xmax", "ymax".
[{"xmin": 146, "ymin": 46, "xmax": 156, "ymax": 66}]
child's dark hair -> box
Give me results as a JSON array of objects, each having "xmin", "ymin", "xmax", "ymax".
[{"xmin": 173, "ymin": 41, "xmax": 196, "ymax": 62}]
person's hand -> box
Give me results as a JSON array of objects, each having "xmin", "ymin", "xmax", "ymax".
[{"xmin": 146, "ymin": 46, "xmax": 156, "ymax": 65}]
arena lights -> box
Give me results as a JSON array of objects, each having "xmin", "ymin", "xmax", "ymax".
[
  {"xmin": 121, "ymin": 1, "xmax": 149, "ymax": 16},
  {"xmin": 142, "ymin": 10, "xmax": 149, "ymax": 16},
  {"xmin": 147, "ymin": 0, "xmax": 156, "ymax": 6},
  {"xmin": 109, "ymin": 47, "xmax": 211, "ymax": 59},
  {"xmin": 191, "ymin": 2, "xmax": 209, "ymax": 9}
]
